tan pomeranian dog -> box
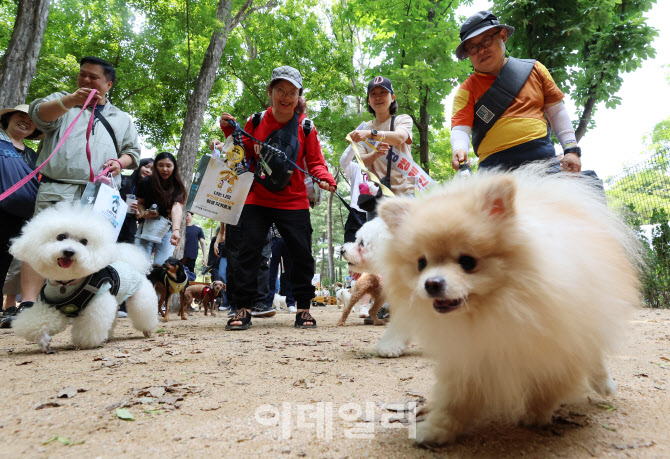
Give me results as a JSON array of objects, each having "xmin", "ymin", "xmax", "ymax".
[{"xmin": 376, "ymin": 164, "xmax": 643, "ymax": 446}]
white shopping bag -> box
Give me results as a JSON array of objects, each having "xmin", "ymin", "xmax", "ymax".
[
  {"xmin": 186, "ymin": 139, "xmax": 253, "ymax": 224},
  {"xmin": 81, "ymin": 180, "xmax": 128, "ymax": 239}
]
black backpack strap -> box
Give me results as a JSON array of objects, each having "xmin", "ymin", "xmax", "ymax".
[
  {"xmin": 472, "ymin": 57, "xmax": 535, "ymax": 155},
  {"xmin": 301, "ymin": 118, "xmax": 313, "ymax": 137},
  {"xmin": 94, "ymin": 109, "xmax": 120, "ymax": 156},
  {"xmin": 251, "ymin": 111, "xmax": 264, "ymax": 131},
  {"xmin": 380, "ymin": 116, "xmax": 396, "ymax": 189}
]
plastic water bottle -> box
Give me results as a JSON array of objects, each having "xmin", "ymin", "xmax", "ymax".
[{"xmin": 458, "ymin": 162, "xmax": 471, "ymax": 176}]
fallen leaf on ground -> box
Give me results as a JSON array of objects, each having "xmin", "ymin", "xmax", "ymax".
[
  {"xmin": 35, "ymin": 402, "xmax": 62, "ymax": 410},
  {"xmin": 115, "ymin": 408, "xmax": 134, "ymax": 420}
]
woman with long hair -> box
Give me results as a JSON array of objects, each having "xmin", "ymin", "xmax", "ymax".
[
  {"xmin": 117, "ymin": 157, "xmax": 153, "ymax": 244},
  {"xmin": 134, "ymin": 152, "xmax": 186, "ymax": 264}
]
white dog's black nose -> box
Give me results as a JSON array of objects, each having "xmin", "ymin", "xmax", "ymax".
[
  {"xmin": 62, "ymin": 250, "xmax": 75, "ymax": 258},
  {"xmin": 425, "ymin": 277, "xmax": 446, "ymax": 297}
]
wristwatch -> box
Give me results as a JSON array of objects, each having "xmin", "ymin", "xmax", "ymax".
[
  {"xmin": 563, "ymin": 146, "xmax": 581, "ymax": 157},
  {"xmin": 371, "ymin": 129, "xmax": 378, "ymax": 139}
]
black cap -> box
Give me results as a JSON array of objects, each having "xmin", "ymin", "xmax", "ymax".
[
  {"xmin": 367, "ymin": 76, "xmax": 394, "ymax": 95},
  {"xmin": 455, "ymin": 11, "xmax": 515, "ymax": 60}
]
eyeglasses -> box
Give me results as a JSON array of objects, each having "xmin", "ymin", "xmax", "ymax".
[
  {"xmin": 273, "ymin": 87, "xmax": 299, "ymax": 100},
  {"xmin": 464, "ymin": 30, "xmax": 501, "ymax": 56}
]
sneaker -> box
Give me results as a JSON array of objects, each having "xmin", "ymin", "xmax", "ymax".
[
  {"xmin": 227, "ymin": 306, "xmax": 239, "ymax": 317},
  {"xmin": 287, "ymin": 305, "xmax": 297, "ymax": 313},
  {"xmin": 218, "ymin": 305, "xmax": 229, "ymax": 311},
  {"xmin": 117, "ymin": 311, "xmax": 128, "ymax": 318},
  {"xmin": 251, "ymin": 302, "xmax": 276, "ymax": 318},
  {"xmin": 363, "ymin": 315, "xmax": 374, "ymax": 325},
  {"xmin": 377, "ymin": 303, "xmax": 390, "ymax": 320},
  {"xmin": 358, "ymin": 305, "xmax": 370, "ymax": 319},
  {"xmin": 0, "ymin": 301, "xmax": 33, "ymax": 329}
]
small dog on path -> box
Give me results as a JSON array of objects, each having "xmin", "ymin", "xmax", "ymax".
[
  {"xmin": 9, "ymin": 203, "xmax": 158, "ymax": 353},
  {"xmin": 183, "ymin": 280, "xmax": 225, "ymax": 316},
  {"xmin": 148, "ymin": 257, "xmax": 190, "ymax": 322}
]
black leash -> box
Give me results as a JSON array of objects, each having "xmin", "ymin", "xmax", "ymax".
[{"xmin": 227, "ymin": 119, "xmax": 364, "ymax": 225}]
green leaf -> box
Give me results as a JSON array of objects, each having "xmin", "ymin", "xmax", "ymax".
[
  {"xmin": 601, "ymin": 424, "xmax": 617, "ymax": 431},
  {"xmin": 43, "ymin": 436, "xmax": 71, "ymax": 445},
  {"xmin": 596, "ymin": 403, "xmax": 617, "ymax": 412},
  {"xmin": 115, "ymin": 408, "xmax": 135, "ymax": 421}
]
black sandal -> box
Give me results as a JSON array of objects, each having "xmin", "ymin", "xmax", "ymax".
[
  {"xmin": 225, "ymin": 309, "xmax": 252, "ymax": 330},
  {"xmin": 294, "ymin": 311, "xmax": 317, "ymax": 329}
]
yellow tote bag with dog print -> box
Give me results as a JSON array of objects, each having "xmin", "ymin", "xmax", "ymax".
[{"xmin": 186, "ymin": 141, "xmax": 253, "ymax": 224}]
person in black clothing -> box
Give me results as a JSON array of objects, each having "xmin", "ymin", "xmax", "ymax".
[
  {"xmin": 183, "ymin": 211, "xmax": 206, "ymax": 273},
  {"xmin": 118, "ymin": 157, "xmax": 153, "ymax": 244}
]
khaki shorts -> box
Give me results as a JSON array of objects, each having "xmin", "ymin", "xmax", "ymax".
[{"xmin": 34, "ymin": 182, "xmax": 88, "ymax": 216}]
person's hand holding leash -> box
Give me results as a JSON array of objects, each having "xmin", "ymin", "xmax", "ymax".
[
  {"xmin": 220, "ymin": 113, "xmax": 236, "ymax": 130},
  {"xmin": 560, "ymin": 153, "xmax": 582, "ymax": 173},
  {"xmin": 62, "ymin": 88, "xmax": 103, "ymax": 109},
  {"xmin": 452, "ymin": 149, "xmax": 469, "ymax": 170}
]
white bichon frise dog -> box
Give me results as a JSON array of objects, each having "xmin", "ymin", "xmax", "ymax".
[
  {"xmin": 339, "ymin": 217, "xmax": 410, "ymax": 358},
  {"xmin": 9, "ymin": 203, "xmax": 158, "ymax": 353}
]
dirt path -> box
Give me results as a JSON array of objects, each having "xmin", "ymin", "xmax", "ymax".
[{"xmin": 1, "ymin": 306, "xmax": 668, "ymax": 458}]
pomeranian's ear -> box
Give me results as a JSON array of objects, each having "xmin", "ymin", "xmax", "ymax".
[
  {"xmin": 378, "ymin": 197, "xmax": 410, "ymax": 230},
  {"xmin": 480, "ymin": 175, "xmax": 516, "ymax": 219}
]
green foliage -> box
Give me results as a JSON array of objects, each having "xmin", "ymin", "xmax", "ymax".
[
  {"xmin": 495, "ymin": 0, "xmax": 658, "ymax": 136},
  {"xmin": 349, "ymin": 0, "xmax": 469, "ymax": 168}
]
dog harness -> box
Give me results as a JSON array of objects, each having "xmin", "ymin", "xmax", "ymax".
[
  {"xmin": 163, "ymin": 271, "xmax": 188, "ymax": 294},
  {"xmin": 201, "ymin": 286, "xmax": 213, "ymax": 302},
  {"xmin": 40, "ymin": 266, "xmax": 121, "ymax": 318}
]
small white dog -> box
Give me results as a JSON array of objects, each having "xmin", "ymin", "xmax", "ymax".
[
  {"xmin": 377, "ymin": 165, "xmax": 643, "ymax": 445},
  {"xmin": 335, "ymin": 287, "xmax": 351, "ymax": 310},
  {"xmin": 272, "ymin": 293, "xmax": 287, "ymax": 311},
  {"xmin": 10, "ymin": 203, "xmax": 158, "ymax": 353},
  {"xmin": 340, "ymin": 218, "xmax": 409, "ymax": 357}
]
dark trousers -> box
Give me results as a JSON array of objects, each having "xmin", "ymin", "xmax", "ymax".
[
  {"xmin": 267, "ymin": 237, "xmax": 295, "ymax": 306},
  {"xmin": 236, "ymin": 205, "xmax": 315, "ymax": 309},
  {"xmin": 344, "ymin": 209, "xmax": 366, "ymax": 243},
  {"xmin": 0, "ymin": 209, "xmax": 25, "ymax": 296},
  {"xmin": 183, "ymin": 257, "xmax": 196, "ymax": 273},
  {"xmin": 478, "ymin": 136, "xmax": 557, "ymax": 171},
  {"xmin": 226, "ymin": 220, "xmax": 272, "ymax": 308}
]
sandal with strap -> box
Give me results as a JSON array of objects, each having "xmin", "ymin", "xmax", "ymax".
[
  {"xmin": 225, "ymin": 309, "xmax": 252, "ymax": 331},
  {"xmin": 294, "ymin": 311, "xmax": 317, "ymax": 329}
]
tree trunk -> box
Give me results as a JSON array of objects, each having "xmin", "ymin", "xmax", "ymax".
[
  {"xmin": 575, "ymin": 92, "xmax": 599, "ymax": 142},
  {"xmin": 418, "ymin": 89, "xmax": 430, "ymax": 173},
  {"xmin": 173, "ymin": 0, "xmax": 276, "ymax": 259},
  {"xmin": 0, "ymin": 0, "xmax": 50, "ymax": 107}
]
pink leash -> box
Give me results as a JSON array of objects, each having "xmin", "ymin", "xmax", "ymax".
[{"xmin": 0, "ymin": 89, "xmax": 101, "ymax": 202}]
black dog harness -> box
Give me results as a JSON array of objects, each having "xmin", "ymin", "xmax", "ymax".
[{"xmin": 40, "ymin": 266, "xmax": 121, "ymax": 318}]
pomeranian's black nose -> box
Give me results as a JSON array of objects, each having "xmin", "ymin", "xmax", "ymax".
[
  {"xmin": 425, "ymin": 277, "xmax": 446, "ymax": 296},
  {"xmin": 62, "ymin": 250, "xmax": 75, "ymax": 258}
]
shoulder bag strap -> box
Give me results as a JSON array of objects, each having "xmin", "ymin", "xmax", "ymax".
[
  {"xmin": 94, "ymin": 109, "xmax": 120, "ymax": 156},
  {"xmin": 472, "ymin": 57, "xmax": 535, "ymax": 155},
  {"xmin": 380, "ymin": 116, "xmax": 395, "ymax": 189}
]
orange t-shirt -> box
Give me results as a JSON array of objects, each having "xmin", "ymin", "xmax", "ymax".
[{"xmin": 451, "ymin": 60, "xmax": 564, "ymax": 161}]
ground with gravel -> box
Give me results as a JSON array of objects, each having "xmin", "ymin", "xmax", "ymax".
[{"xmin": 0, "ymin": 305, "xmax": 668, "ymax": 458}]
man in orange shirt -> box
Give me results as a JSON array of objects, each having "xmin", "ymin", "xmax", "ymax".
[{"xmin": 451, "ymin": 11, "xmax": 582, "ymax": 172}]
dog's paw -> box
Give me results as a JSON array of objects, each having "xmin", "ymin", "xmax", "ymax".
[
  {"xmin": 143, "ymin": 331, "xmax": 152, "ymax": 338},
  {"xmin": 376, "ymin": 338, "xmax": 406, "ymax": 358},
  {"xmin": 336, "ymin": 320, "xmax": 346, "ymax": 327},
  {"xmin": 415, "ymin": 420, "xmax": 456, "ymax": 446},
  {"xmin": 592, "ymin": 375, "xmax": 617, "ymax": 397}
]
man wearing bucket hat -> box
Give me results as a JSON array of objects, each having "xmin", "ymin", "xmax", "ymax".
[
  {"xmin": 0, "ymin": 105, "xmax": 44, "ymax": 327},
  {"xmin": 215, "ymin": 65, "xmax": 336, "ymax": 331},
  {"xmin": 450, "ymin": 11, "xmax": 582, "ymax": 173}
]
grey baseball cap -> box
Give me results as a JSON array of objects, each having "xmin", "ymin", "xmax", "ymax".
[
  {"xmin": 455, "ymin": 11, "xmax": 515, "ymax": 60},
  {"xmin": 270, "ymin": 66, "xmax": 303, "ymax": 89}
]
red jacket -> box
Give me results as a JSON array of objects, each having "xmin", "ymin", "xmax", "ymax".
[{"xmin": 222, "ymin": 107, "xmax": 335, "ymax": 210}]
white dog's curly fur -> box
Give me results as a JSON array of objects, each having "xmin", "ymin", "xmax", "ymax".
[
  {"xmin": 340, "ymin": 218, "xmax": 410, "ymax": 357},
  {"xmin": 376, "ymin": 165, "xmax": 644, "ymax": 445},
  {"xmin": 9, "ymin": 203, "xmax": 158, "ymax": 353}
]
